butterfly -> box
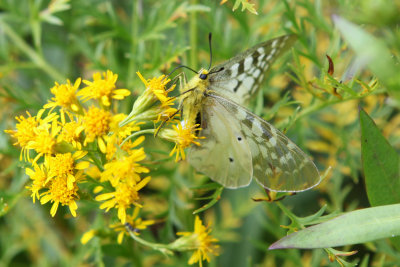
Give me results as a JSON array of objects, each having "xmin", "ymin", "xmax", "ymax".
[{"xmin": 178, "ymin": 34, "xmax": 320, "ymax": 192}]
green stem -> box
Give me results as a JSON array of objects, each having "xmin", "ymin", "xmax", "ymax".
[
  {"xmin": 189, "ymin": 0, "xmax": 198, "ymax": 69},
  {"xmin": 275, "ymin": 201, "xmax": 300, "ymax": 226},
  {"xmin": 120, "ymin": 129, "xmax": 155, "ymax": 146},
  {"xmin": 127, "ymin": 0, "xmax": 139, "ymax": 88},
  {"xmin": 277, "ymin": 90, "xmax": 384, "ymax": 130},
  {"xmin": 0, "ymin": 19, "xmax": 64, "ymax": 81},
  {"xmin": 127, "ymin": 231, "xmax": 173, "ymax": 255}
]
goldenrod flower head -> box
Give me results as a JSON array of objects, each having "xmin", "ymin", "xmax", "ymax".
[
  {"xmin": 6, "ymin": 111, "xmax": 38, "ymax": 148},
  {"xmin": 159, "ymin": 120, "xmax": 203, "ymax": 161},
  {"xmin": 111, "ymin": 114, "xmax": 142, "ymax": 139},
  {"xmin": 96, "ymin": 176, "xmax": 151, "ymax": 223},
  {"xmin": 46, "ymin": 152, "xmax": 89, "ymax": 189},
  {"xmin": 5, "ymin": 110, "xmax": 58, "ymax": 161},
  {"xmin": 40, "ymin": 172, "xmax": 84, "ymax": 217},
  {"xmin": 154, "ymin": 97, "xmax": 179, "ymax": 124},
  {"xmin": 82, "ymin": 106, "xmax": 112, "ymax": 152},
  {"xmin": 105, "ymin": 132, "xmax": 144, "ymax": 161},
  {"xmin": 58, "ymin": 120, "xmax": 84, "ymax": 150},
  {"xmin": 137, "ymin": 71, "xmax": 175, "ymax": 104},
  {"xmin": 176, "ymin": 216, "xmax": 220, "ymax": 266},
  {"xmin": 26, "ymin": 163, "xmax": 48, "ymax": 203},
  {"xmin": 26, "ymin": 118, "xmax": 61, "ymax": 163},
  {"xmin": 101, "ymin": 145, "xmax": 149, "ymax": 186},
  {"xmin": 110, "ymin": 207, "xmax": 155, "ymax": 244},
  {"xmin": 44, "ymin": 78, "xmax": 81, "ymax": 112},
  {"xmin": 102, "ymin": 114, "xmax": 141, "ymax": 160},
  {"xmin": 120, "ymin": 72, "xmax": 176, "ymax": 127},
  {"xmin": 78, "ymin": 70, "xmax": 130, "ymax": 106}
]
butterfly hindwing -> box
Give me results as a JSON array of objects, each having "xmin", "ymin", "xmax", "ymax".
[
  {"xmin": 187, "ymin": 97, "xmax": 253, "ymax": 188},
  {"xmin": 208, "ymin": 93, "xmax": 320, "ymax": 192},
  {"xmin": 207, "ymin": 35, "xmax": 297, "ymax": 105}
]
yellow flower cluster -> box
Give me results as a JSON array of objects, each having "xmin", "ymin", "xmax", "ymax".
[
  {"xmin": 6, "ymin": 71, "xmax": 138, "ymax": 219},
  {"xmin": 6, "ymin": 69, "xmax": 219, "ymax": 266}
]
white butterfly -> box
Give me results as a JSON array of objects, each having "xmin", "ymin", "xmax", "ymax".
[{"xmin": 179, "ymin": 35, "xmax": 320, "ymax": 192}]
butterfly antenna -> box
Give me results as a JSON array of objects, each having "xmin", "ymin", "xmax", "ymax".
[
  {"xmin": 167, "ymin": 65, "xmax": 198, "ymax": 78},
  {"xmin": 208, "ymin": 32, "xmax": 213, "ymax": 70}
]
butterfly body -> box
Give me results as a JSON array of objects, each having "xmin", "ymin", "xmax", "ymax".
[
  {"xmin": 180, "ymin": 68, "xmax": 210, "ymax": 125},
  {"xmin": 178, "ymin": 35, "xmax": 321, "ymax": 192}
]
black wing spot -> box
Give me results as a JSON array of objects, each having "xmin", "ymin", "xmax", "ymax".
[
  {"xmin": 229, "ymin": 157, "xmax": 234, "ymax": 163},
  {"xmin": 237, "ymin": 136, "xmax": 242, "ymax": 141}
]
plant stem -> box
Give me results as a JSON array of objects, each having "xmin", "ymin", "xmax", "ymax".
[
  {"xmin": 127, "ymin": 231, "xmax": 173, "ymax": 255},
  {"xmin": 0, "ymin": 19, "xmax": 64, "ymax": 82},
  {"xmin": 189, "ymin": 0, "xmax": 198, "ymax": 69}
]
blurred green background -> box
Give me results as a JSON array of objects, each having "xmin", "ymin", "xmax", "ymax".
[{"xmin": 1, "ymin": 0, "xmax": 400, "ymax": 266}]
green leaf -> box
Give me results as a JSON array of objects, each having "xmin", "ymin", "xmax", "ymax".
[
  {"xmin": 192, "ymin": 186, "xmax": 223, "ymax": 214},
  {"xmin": 333, "ymin": 16, "xmax": 400, "ymax": 100},
  {"xmin": 269, "ymin": 204, "xmax": 400, "ymax": 249},
  {"xmin": 360, "ymin": 108, "xmax": 400, "ymax": 206},
  {"xmin": 232, "ymin": 0, "xmax": 258, "ymax": 15}
]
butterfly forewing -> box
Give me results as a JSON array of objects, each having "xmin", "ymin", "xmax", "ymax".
[
  {"xmin": 188, "ymin": 97, "xmax": 253, "ymax": 188},
  {"xmin": 206, "ymin": 93, "xmax": 320, "ymax": 192},
  {"xmin": 207, "ymin": 35, "xmax": 297, "ymax": 105}
]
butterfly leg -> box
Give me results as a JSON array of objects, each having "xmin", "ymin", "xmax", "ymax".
[{"xmin": 154, "ymin": 109, "xmax": 180, "ymax": 137}]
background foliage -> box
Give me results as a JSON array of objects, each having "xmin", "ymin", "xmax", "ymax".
[{"xmin": 1, "ymin": 0, "xmax": 400, "ymax": 266}]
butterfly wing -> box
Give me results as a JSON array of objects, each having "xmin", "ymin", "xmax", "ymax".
[
  {"xmin": 202, "ymin": 93, "xmax": 320, "ymax": 192},
  {"xmin": 207, "ymin": 35, "xmax": 297, "ymax": 105},
  {"xmin": 187, "ymin": 97, "xmax": 253, "ymax": 188}
]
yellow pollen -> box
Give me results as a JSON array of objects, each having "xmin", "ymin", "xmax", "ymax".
[
  {"xmin": 48, "ymin": 176, "xmax": 78, "ymax": 205},
  {"xmin": 9, "ymin": 114, "xmax": 38, "ymax": 148},
  {"xmin": 84, "ymin": 106, "xmax": 111, "ymax": 138},
  {"xmin": 48, "ymin": 153, "xmax": 75, "ymax": 178},
  {"xmin": 115, "ymin": 183, "xmax": 139, "ymax": 206},
  {"xmin": 60, "ymin": 121, "xmax": 81, "ymax": 143},
  {"xmin": 31, "ymin": 130, "xmax": 56, "ymax": 154},
  {"xmin": 51, "ymin": 80, "xmax": 79, "ymax": 108}
]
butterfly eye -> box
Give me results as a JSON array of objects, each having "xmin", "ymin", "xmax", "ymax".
[{"xmin": 199, "ymin": 73, "xmax": 208, "ymax": 80}]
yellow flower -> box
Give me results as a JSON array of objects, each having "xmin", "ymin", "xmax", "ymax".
[
  {"xmin": 82, "ymin": 106, "xmax": 112, "ymax": 153},
  {"xmin": 176, "ymin": 216, "xmax": 220, "ymax": 266},
  {"xmin": 110, "ymin": 207, "xmax": 155, "ymax": 244},
  {"xmin": 5, "ymin": 110, "xmax": 57, "ymax": 161},
  {"xmin": 137, "ymin": 71, "xmax": 175, "ymax": 104},
  {"xmin": 58, "ymin": 120, "xmax": 84, "ymax": 150},
  {"xmin": 44, "ymin": 78, "xmax": 81, "ymax": 112},
  {"xmin": 159, "ymin": 120, "xmax": 203, "ymax": 161},
  {"xmin": 78, "ymin": 70, "xmax": 130, "ymax": 106},
  {"xmin": 101, "ymin": 144, "xmax": 149, "ymax": 187},
  {"xmin": 26, "ymin": 118, "xmax": 61, "ymax": 163},
  {"xmin": 104, "ymin": 114, "xmax": 144, "ymax": 160},
  {"xmin": 119, "ymin": 72, "xmax": 176, "ymax": 127},
  {"xmin": 46, "ymin": 151, "xmax": 90, "ymax": 189},
  {"xmin": 26, "ymin": 163, "xmax": 48, "ymax": 203},
  {"xmin": 40, "ymin": 171, "xmax": 84, "ymax": 217},
  {"xmin": 95, "ymin": 176, "xmax": 151, "ymax": 223},
  {"xmin": 154, "ymin": 97, "xmax": 179, "ymax": 124},
  {"xmin": 111, "ymin": 114, "xmax": 143, "ymax": 140},
  {"xmin": 104, "ymin": 130, "xmax": 144, "ymax": 161}
]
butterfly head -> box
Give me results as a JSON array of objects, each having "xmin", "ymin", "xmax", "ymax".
[{"xmin": 198, "ymin": 69, "xmax": 209, "ymax": 80}]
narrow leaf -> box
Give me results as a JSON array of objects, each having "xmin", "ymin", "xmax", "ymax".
[
  {"xmin": 360, "ymin": 108, "xmax": 400, "ymax": 206},
  {"xmin": 269, "ymin": 204, "xmax": 400, "ymax": 249},
  {"xmin": 333, "ymin": 16, "xmax": 400, "ymax": 99}
]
